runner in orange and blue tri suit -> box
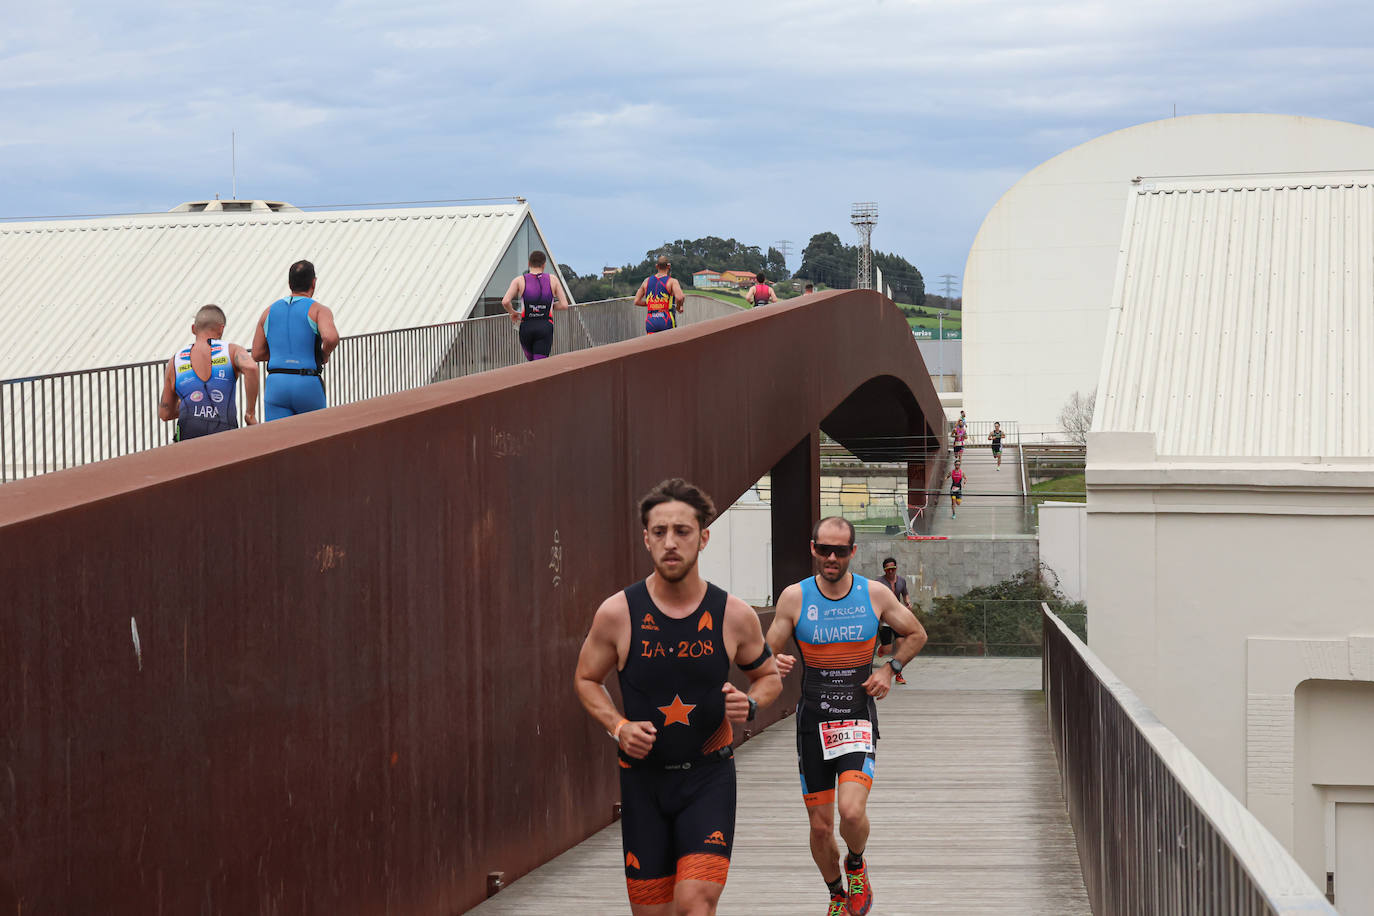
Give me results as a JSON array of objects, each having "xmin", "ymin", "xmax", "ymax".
[
  {"xmin": 767, "ymin": 517, "xmax": 927, "ymax": 916},
  {"xmin": 635, "ymin": 255, "xmax": 685, "ymax": 334}
]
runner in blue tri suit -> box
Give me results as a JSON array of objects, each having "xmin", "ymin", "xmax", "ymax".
[
  {"xmin": 251, "ymin": 260, "xmax": 340, "ymax": 421},
  {"xmin": 635, "ymin": 255, "xmax": 685, "ymax": 334},
  {"xmin": 767, "ymin": 517, "xmax": 927, "ymax": 916},
  {"xmin": 158, "ymin": 304, "xmax": 259, "ymax": 440},
  {"xmin": 501, "ymin": 250, "xmax": 570, "ymax": 361}
]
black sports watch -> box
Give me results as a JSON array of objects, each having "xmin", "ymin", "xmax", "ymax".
[
  {"xmin": 888, "ymin": 658, "xmax": 904, "ymax": 675},
  {"xmin": 746, "ymin": 696, "xmax": 758, "ymax": 721}
]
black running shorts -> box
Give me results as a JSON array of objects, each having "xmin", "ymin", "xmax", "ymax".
[
  {"xmin": 620, "ymin": 755, "xmax": 735, "ymax": 905},
  {"xmin": 518, "ymin": 319, "xmax": 555, "ymax": 359},
  {"xmin": 797, "ymin": 717, "xmax": 876, "ymax": 808}
]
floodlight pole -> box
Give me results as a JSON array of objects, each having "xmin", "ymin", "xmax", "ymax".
[{"xmin": 850, "ymin": 202, "xmax": 878, "ymax": 290}]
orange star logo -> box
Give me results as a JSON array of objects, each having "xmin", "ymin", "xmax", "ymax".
[{"xmin": 658, "ymin": 694, "xmax": 696, "ymax": 726}]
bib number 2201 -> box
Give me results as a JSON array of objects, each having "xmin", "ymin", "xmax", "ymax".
[{"xmin": 819, "ymin": 719, "xmax": 873, "ymax": 760}]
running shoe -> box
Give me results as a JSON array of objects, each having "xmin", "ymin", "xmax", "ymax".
[
  {"xmin": 826, "ymin": 892, "xmax": 848, "ymax": 916},
  {"xmin": 895, "ymin": 673, "xmax": 907, "ymax": 685},
  {"xmin": 845, "ymin": 858, "xmax": 873, "ymax": 915}
]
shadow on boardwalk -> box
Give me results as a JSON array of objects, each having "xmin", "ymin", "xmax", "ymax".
[{"xmin": 470, "ymin": 659, "xmax": 1090, "ymax": 915}]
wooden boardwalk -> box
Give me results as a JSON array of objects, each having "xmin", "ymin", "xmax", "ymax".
[{"xmin": 470, "ymin": 660, "xmax": 1090, "ymax": 915}]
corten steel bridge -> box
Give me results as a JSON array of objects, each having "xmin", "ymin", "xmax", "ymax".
[
  {"xmin": 0, "ymin": 291, "xmax": 1335, "ymax": 914},
  {"xmin": 0, "ymin": 290, "xmax": 945, "ymax": 914}
]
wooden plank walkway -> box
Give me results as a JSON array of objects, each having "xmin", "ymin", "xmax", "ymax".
[{"xmin": 470, "ymin": 660, "xmax": 1090, "ymax": 915}]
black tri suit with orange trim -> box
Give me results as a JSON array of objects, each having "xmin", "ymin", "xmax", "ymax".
[
  {"xmin": 617, "ymin": 579, "xmax": 735, "ymax": 906},
  {"xmin": 792, "ymin": 575, "xmax": 882, "ymax": 808}
]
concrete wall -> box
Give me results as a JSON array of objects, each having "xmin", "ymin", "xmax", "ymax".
[
  {"xmin": 961, "ymin": 114, "xmax": 1374, "ymax": 436},
  {"xmin": 1293, "ymin": 680, "xmax": 1374, "ymax": 890},
  {"xmin": 854, "ymin": 534, "xmax": 1038, "ymax": 606},
  {"xmin": 1086, "ymin": 431, "xmax": 1374, "ymax": 881},
  {"xmin": 917, "ymin": 338, "xmax": 961, "ymax": 393},
  {"xmin": 699, "ymin": 500, "xmax": 773, "ymax": 606},
  {"xmin": 1038, "ymin": 502, "xmax": 1086, "ymax": 601}
]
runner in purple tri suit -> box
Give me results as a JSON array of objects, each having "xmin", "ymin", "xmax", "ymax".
[{"xmin": 502, "ymin": 250, "xmax": 570, "ymax": 361}]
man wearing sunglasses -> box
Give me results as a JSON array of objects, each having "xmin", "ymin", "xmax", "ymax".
[
  {"xmin": 765, "ymin": 518, "xmax": 927, "ymax": 916},
  {"xmin": 575, "ymin": 478, "xmax": 782, "ymax": 915}
]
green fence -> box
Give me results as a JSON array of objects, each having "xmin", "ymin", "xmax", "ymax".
[{"xmin": 918, "ymin": 599, "xmax": 1086, "ymax": 657}]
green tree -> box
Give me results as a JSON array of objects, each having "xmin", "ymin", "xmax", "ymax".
[
  {"xmin": 763, "ymin": 246, "xmax": 790, "ymax": 281},
  {"xmin": 796, "ymin": 232, "xmax": 924, "ymax": 304},
  {"xmin": 798, "ymin": 232, "xmax": 852, "ymax": 287}
]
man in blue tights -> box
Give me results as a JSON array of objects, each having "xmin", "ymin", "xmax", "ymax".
[{"xmin": 251, "ymin": 260, "xmax": 340, "ymax": 421}]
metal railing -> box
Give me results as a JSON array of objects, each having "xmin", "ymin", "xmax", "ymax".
[
  {"xmin": 1, "ymin": 294, "xmax": 743, "ymax": 482},
  {"xmin": 1042, "ymin": 605, "xmax": 1337, "ymax": 915}
]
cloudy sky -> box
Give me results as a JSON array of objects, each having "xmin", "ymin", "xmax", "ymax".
[{"xmin": 4, "ymin": 0, "xmax": 1374, "ymax": 289}]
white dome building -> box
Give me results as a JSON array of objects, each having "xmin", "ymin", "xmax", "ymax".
[{"xmin": 961, "ymin": 113, "xmax": 1374, "ymax": 437}]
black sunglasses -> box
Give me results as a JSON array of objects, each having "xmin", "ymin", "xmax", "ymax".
[{"xmin": 813, "ymin": 543, "xmax": 852, "ymax": 558}]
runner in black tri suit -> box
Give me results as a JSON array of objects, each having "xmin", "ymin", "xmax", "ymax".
[
  {"xmin": 501, "ymin": 250, "xmax": 570, "ymax": 361},
  {"xmin": 988, "ymin": 421, "xmax": 1005, "ymax": 470},
  {"xmin": 767, "ymin": 517, "xmax": 927, "ymax": 916},
  {"xmin": 575, "ymin": 478, "xmax": 782, "ymax": 915}
]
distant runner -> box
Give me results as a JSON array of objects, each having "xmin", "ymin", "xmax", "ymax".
[
  {"xmin": 873, "ymin": 558, "xmax": 911, "ymax": 684},
  {"xmin": 635, "ymin": 256, "xmax": 686, "ymax": 334},
  {"xmin": 251, "ymin": 260, "xmax": 340, "ymax": 421},
  {"xmin": 804, "ymin": 283, "xmax": 815, "ymax": 295},
  {"xmin": 951, "ymin": 419, "xmax": 967, "ymax": 458},
  {"xmin": 947, "ymin": 460, "xmax": 966, "ymax": 519},
  {"xmin": 747, "ymin": 272, "xmax": 778, "ymax": 307},
  {"xmin": 502, "ymin": 250, "xmax": 570, "ymax": 361},
  {"xmin": 159, "ymin": 305, "xmax": 258, "ymax": 439},
  {"xmin": 766, "ymin": 517, "xmax": 927, "ymax": 916},
  {"xmin": 988, "ymin": 422, "xmax": 1005, "ymax": 470},
  {"xmin": 575, "ymin": 478, "xmax": 782, "ymax": 915}
]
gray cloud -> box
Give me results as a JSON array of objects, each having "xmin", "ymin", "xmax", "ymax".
[{"xmin": 1, "ymin": 0, "xmax": 1372, "ymax": 287}]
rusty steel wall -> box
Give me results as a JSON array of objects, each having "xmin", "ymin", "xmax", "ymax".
[{"xmin": 0, "ymin": 290, "xmax": 942, "ymax": 915}]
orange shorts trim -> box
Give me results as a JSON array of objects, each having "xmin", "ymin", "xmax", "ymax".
[
  {"xmin": 677, "ymin": 852, "xmax": 730, "ymax": 885},
  {"xmin": 803, "ymin": 788, "xmax": 836, "ymax": 808},
  {"xmin": 627, "ymin": 875, "xmax": 675, "ymax": 905},
  {"xmin": 838, "ymin": 770, "xmax": 873, "ymax": 791}
]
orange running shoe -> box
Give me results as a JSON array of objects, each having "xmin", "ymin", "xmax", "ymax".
[
  {"xmin": 895, "ymin": 673, "xmax": 907, "ymax": 685},
  {"xmin": 845, "ymin": 858, "xmax": 873, "ymax": 915},
  {"xmin": 826, "ymin": 892, "xmax": 848, "ymax": 916}
]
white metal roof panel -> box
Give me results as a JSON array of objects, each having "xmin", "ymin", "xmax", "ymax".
[
  {"xmin": 0, "ymin": 203, "xmax": 539, "ymax": 378},
  {"xmin": 1095, "ymin": 175, "xmax": 1374, "ymax": 458}
]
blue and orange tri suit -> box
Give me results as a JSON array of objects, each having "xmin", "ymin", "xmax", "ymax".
[
  {"xmin": 643, "ymin": 274, "xmax": 677, "ymax": 334},
  {"xmin": 262, "ymin": 295, "xmax": 326, "ymax": 421},
  {"xmin": 791, "ymin": 574, "xmax": 882, "ymax": 807},
  {"xmin": 616, "ymin": 579, "xmax": 735, "ymax": 905},
  {"xmin": 172, "ymin": 339, "xmax": 238, "ymax": 440}
]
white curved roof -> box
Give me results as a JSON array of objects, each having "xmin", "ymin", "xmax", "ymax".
[
  {"xmin": 0, "ymin": 202, "xmax": 559, "ymax": 378},
  {"xmin": 1096, "ymin": 174, "xmax": 1374, "ymax": 458},
  {"xmin": 962, "ymin": 114, "xmax": 1374, "ymax": 436}
]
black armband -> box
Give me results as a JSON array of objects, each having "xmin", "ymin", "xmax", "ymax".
[{"xmin": 739, "ymin": 644, "xmax": 773, "ymax": 671}]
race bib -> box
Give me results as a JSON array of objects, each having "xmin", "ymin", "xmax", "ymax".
[{"xmin": 819, "ymin": 719, "xmax": 873, "ymax": 760}]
